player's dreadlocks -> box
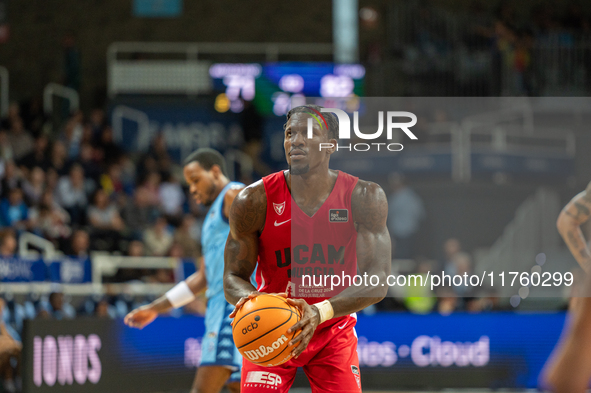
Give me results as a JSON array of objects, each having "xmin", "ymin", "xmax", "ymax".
[{"xmin": 284, "ymin": 104, "xmax": 339, "ymax": 140}]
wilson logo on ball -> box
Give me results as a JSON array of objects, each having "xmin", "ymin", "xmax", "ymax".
[
  {"xmin": 243, "ymin": 335, "xmax": 288, "ymax": 361},
  {"xmin": 242, "ymin": 322, "xmax": 259, "ymax": 335}
]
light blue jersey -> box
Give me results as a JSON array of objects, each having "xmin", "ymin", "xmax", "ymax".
[
  {"xmin": 201, "ymin": 181, "xmax": 243, "ymax": 299},
  {"xmin": 199, "ymin": 181, "xmax": 243, "ymax": 376}
]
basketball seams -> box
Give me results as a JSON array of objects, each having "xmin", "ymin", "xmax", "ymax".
[
  {"xmin": 246, "ymin": 312, "xmax": 300, "ymax": 365},
  {"xmin": 233, "ymin": 306, "xmax": 294, "ymax": 330},
  {"xmin": 236, "ymin": 308, "xmax": 299, "ymax": 349},
  {"xmin": 232, "ymin": 294, "xmax": 304, "ymax": 366}
]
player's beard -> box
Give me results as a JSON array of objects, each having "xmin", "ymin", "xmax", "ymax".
[
  {"xmin": 200, "ymin": 183, "xmax": 218, "ymax": 206},
  {"xmin": 289, "ymin": 164, "xmax": 310, "ymax": 176}
]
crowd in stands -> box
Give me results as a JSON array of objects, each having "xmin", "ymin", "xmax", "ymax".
[
  {"xmin": 0, "ymin": 102, "xmax": 204, "ymax": 278},
  {"xmin": 401, "ymin": 1, "xmax": 591, "ymax": 95}
]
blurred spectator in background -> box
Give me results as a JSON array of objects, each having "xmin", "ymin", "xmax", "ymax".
[
  {"xmin": 174, "ymin": 215, "xmax": 201, "ymax": 260},
  {"xmin": 144, "ymin": 216, "xmax": 173, "ymax": 256},
  {"xmin": 241, "ymin": 100, "xmax": 271, "ymax": 177},
  {"xmin": 49, "ymin": 141, "xmax": 69, "ymax": 176},
  {"xmin": 0, "ymin": 188, "xmax": 29, "ymax": 230},
  {"xmin": 0, "ymin": 230, "xmax": 17, "ymax": 258},
  {"xmin": 62, "ymin": 32, "xmax": 80, "ymax": 92},
  {"xmin": 55, "ymin": 164, "xmax": 89, "ymax": 225},
  {"xmin": 121, "ymin": 188, "xmax": 158, "ymax": 239},
  {"xmin": 146, "ymin": 268, "xmax": 174, "ymax": 284},
  {"xmin": 441, "ymin": 238, "xmax": 462, "ymax": 274},
  {"xmin": 0, "ymin": 103, "xmax": 20, "ymax": 130},
  {"xmin": 60, "ymin": 112, "xmax": 84, "ymax": 159},
  {"xmin": 108, "ymin": 240, "xmax": 147, "ymax": 283},
  {"xmin": 19, "ymin": 135, "xmax": 49, "ymax": 170},
  {"xmin": 87, "ymin": 189, "xmax": 125, "ymax": 251},
  {"xmin": 1, "ymin": 161, "xmax": 23, "ymax": 199},
  {"xmin": 387, "ymin": 173, "xmax": 425, "ymax": 259},
  {"xmin": 67, "ymin": 229, "xmax": 89, "ymax": 257},
  {"xmin": 168, "ymin": 242, "xmax": 185, "ymax": 258},
  {"xmin": 94, "ymin": 299, "xmax": 110, "ymax": 318},
  {"xmin": 81, "ymin": 122, "xmax": 93, "ymax": 146},
  {"xmin": 95, "ymin": 126, "xmax": 121, "ymax": 164},
  {"xmin": 127, "ymin": 240, "xmax": 145, "ymax": 257},
  {"xmin": 146, "ymin": 133, "xmax": 171, "ymax": 175},
  {"xmin": 451, "ymin": 252, "xmax": 473, "ymax": 297},
  {"xmin": 89, "ymin": 108, "xmax": 106, "ymax": 138},
  {"xmin": 437, "ymin": 288, "xmax": 458, "ymax": 315},
  {"xmin": 138, "ymin": 171, "xmax": 161, "ymax": 207},
  {"xmin": 100, "ymin": 163, "xmax": 123, "ymax": 198},
  {"xmin": 22, "ymin": 166, "xmax": 45, "ymax": 206},
  {"xmin": 159, "ymin": 172, "xmax": 185, "ymax": 224},
  {"xmin": 21, "ymin": 97, "xmax": 46, "ymax": 137},
  {"xmin": 0, "ymin": 298, "xmax": 21, "ymax": 393},
  {"xmin": 75, "ymin": 143, "xmax": 100, "ymax": 182},
  {"xmin": 8, "ymin": 117, "xmax": 34, "ymax": 161},
  {"xmin": 0, "ymin": 131, "xmax": 14, "ymax": 162},
  {"xmin": 45, "ymin": 168, "xmax": 59, "ymax": 192},
  {"xmin": 117, "ymin": 154, "xmax": 137, "ymax": 194},
  {"xmin": 511, "ymin": 28, "xmax": 535, "ymax": 95},
  {"xmin": 47, "ymin": 292, "xmax": 73, "ymax": 320},
  {"xmin": 29, "ymin": 190, "xmax": 71, "ymax": 241},
  {"xmin": 404, "ymin": 258, "xmax": 436, "ymax": 313}
]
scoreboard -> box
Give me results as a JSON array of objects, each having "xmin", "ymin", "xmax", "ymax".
[{"xmin": 209, "ymin": 62, "xmax": 365, "ymax": 115}]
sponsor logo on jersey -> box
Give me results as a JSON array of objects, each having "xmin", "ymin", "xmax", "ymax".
[
  {"xmin": 329, "ymin": 209, "xmax": 348, "ymax": 223},
  {"xmin": 274, "ymin": 219, "xmax": 291, "ymax": 227},
  {"xmin": 243, "ymin": 335, "xmax": 288, "ymax": 361},
  {"xmin": 273, "ymin": 201, "xmax": 286, "ymax": 215},
  {"xmin": 242, "ymin": 322, "xmax": 259, "ymax": 335},
  {"xmin": 245, "ymin": 371, "xmax": 282, "ymax": 387},
  {"xmin": 275, "ymin": 244, "xmax": 345, "ymax": 268}
]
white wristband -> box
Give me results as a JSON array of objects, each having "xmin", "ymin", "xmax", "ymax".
[
  {"xmin": 165, "ymin": 281, "xmax": 196, "ymax": 309},
  {"xmin": 314, "ymin": 300, "xmax": 334, "ymax": 324}
]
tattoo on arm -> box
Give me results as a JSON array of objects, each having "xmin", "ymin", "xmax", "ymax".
[
  {"xmin": 574, "ymin": 202, "xmax": 590, "ymax": 219},
  {"xmin": 223, "ymin": 182, "xmax": 267, "ymax": 305},
  {"xmin": 559, "ymin": 186, "xmax": 591, "ymax": 271}
]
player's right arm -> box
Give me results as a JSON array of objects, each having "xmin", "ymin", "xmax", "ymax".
[
  {"xmin": 124, "ymin": 256, "xmax": 206, "ymax": 329},
  {"xmin": 223, "ymin": 181, "xmax": 267, "ymax": 316},
  {"xmin": 557, "ymin": 181, "xmax": 591, "ymax": 272}
]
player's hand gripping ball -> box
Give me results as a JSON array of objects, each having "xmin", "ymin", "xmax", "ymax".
[{"xmin": 232, "ymin": 294, "xmax": 302, "ymax": 367}]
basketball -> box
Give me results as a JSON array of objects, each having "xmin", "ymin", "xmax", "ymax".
[{"xmin": 232, "ymin": 294, "xmax": 301, "ymax": 367}]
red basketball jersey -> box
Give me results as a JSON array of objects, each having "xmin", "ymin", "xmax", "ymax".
[{"xmin": 256, "ymin": 170, "xmax": 359, "ymax": 328}]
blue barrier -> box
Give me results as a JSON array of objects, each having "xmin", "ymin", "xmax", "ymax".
[{"xmin": 0, "ymin": 257, "xmax": 46, "ymax": 282}]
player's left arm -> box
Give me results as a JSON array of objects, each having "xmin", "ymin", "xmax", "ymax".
[
  {"xmin": 124, "ymin": 256, "xmax": 207, "ymax": 329},
  {"xmin": 557, "ymin": 181, "xmax": 591, "ymax": 272},
  {"xmin": 286, "ymin": 180, "xmax": 391, "ymax": 357},
  {"xmin": 544, "ymin": 272, "xmax": 591, "ymax": 393},
  {"xmin": 331, "ymin": 180, "xmax": 391, "ymax": 313}
]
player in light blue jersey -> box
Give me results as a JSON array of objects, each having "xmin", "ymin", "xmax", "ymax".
[{"xmin": 125, "ymin": 148, "xmax": 244, "ymax": 393}]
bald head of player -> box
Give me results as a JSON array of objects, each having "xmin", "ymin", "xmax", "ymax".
[
  {"xmin": 283, "ymin": 105, "xmax": 338, "ymax": 176},
  {"xmin": 183, "ymin": 148, "xmax": 229, "ymax": 206}
]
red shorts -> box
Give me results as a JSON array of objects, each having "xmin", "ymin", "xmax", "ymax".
[{"xmin": 241, "ymin": 315, "xmax": 361, "ymax": 393}]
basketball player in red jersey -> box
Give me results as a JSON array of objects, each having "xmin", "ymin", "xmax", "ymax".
[{"xmin": 223, "ymin": 104, "xmax": 391, "ymax": 392}]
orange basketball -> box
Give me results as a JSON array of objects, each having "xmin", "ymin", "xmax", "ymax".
[{"xmin": 232, "ymin": 294, "xmax": 301, "ymax": 367}]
